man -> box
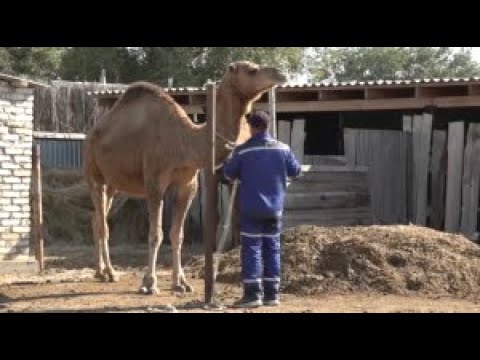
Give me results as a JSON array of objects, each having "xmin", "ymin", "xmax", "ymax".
[{"xmin": 222, "ymin": 110, "xmax": 301, "ymax": 308}]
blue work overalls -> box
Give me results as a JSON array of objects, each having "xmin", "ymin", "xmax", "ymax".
[{"xmin": 223, "ymin": 131, "xmax": 301, "ymax": 301}]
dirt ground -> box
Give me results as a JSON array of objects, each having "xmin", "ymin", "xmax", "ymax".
[{"xmin": 1, "ymin": 243, "xmax": 480, "ymax": 313}]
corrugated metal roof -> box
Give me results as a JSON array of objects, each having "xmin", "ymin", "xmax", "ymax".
[
  {"xmin": 87, "ymin": 77, "xmax": 480, "ymax": 97},
  {"xmin": 0, "ymin": 73, "xmax": 48, "ymax": 88}
]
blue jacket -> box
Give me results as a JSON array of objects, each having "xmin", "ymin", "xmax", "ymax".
[{"xmin": 223, "ymin": 131, "xmax": 301, "ymax": 220}]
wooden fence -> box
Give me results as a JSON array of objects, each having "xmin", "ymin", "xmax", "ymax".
[{"xmin": 343, "ymin": 117, "xmax": 480, "ymax": 239}]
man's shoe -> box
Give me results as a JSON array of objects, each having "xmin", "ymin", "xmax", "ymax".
[
  {"xmin": 263, "ymin": 297, "xmax": 280, "ymax": 306},
  {"xmin": 233, "ymin": 297, "xmax": 263, "ymax": 308}
]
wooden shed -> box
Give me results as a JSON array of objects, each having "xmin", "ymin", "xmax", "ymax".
[{"xmin": 86, "ymin": 78, "xmax": 480, "ymax": 240}]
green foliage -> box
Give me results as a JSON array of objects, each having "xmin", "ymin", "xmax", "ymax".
[{"xmin": 309, "ymin": 47, "xmax": 480, "ymax": 81}]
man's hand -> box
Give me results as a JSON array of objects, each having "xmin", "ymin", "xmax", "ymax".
[{"xmin": 216, "ymin": 164, "xmax": 232, "ymax": 185}]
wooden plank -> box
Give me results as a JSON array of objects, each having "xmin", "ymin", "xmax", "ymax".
[
  {"xmin": 284, "ymin": 207, "xmax": 372, "ymax": 219},
  {"xmin": 277, "ymin": 120, "xmax": 291, "ymax": 146},
  {"xmin": 445, "ymin": 121, "xmax": 465, "ymax": 232},
  {"xmin": 460, "ymin": 123, "xmax": 480, "ymax": 238},
  {"xmin": 412, "ymin": 113, "xmax": 432, "ymax": 225},
  {"xmin": 285, "ymin": 191, "xmax": 370, "ymax": 210},
  {"xmin": 283, "ymin": 208, "xmax": 374, "ymax": 228},
  {"xmin": 411, "ymin": 114, "xmax": 422, "ymax": 222},
  {"xmin": 309, "ymin": 155, "xmax": 347, "ymax": 166},
  {"xmin": 343, "ymin": 128, "xmax": 357, "ymax": 167},
  {"xmin": 430, "ymin": 130, "xmax": 447, "ymax": 230},
  {"xmin": 301, "ymin": 165, "xmax": 368, "ymax": 173},
  {"xmin": 403, "ymin": 115, "xmax": 414, "ymax": 222},
  {"xmin": 291, "ymin": 119, "xmax": 305, "ymax": 164},
  {"xmin": 297, "ymin": 170, "xmax": 369, "ymax": 183},
  {"xmin": 345, "ymin": 129, "xmax": 407, "ymax": 224},
  {"xmin": 303, "ymin": 155, "xmax": 312, "ymax": 164},
  {"xmin": 288, "ymin": 180, "xmax": 369, "ymax": 193},
  {"xmin": 460, "ymin": 124, "xmax": 474, "ymax": 236}
]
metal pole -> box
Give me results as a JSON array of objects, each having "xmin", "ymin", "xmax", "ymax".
[{"xmin": 203, "ymin": 83, "xmax": 218, "ymax": 304}]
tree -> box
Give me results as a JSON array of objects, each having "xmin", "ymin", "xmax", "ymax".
[
  {"xmin": 137, "ymin": 47, "xmax": 307, "ymax": 87},
  {"xmin": 4, "ymin": 47, "xmax": 65, "ymax": 80},
  {"xmin": 24, "ymin": 47, "xmax": 307, "ymax": 86},
  {"xmin": 308, "ymin": 47, "xmax": 480, "ymax": 82},
  {"xmin": 0, "ymin": 47, "xmax": 13, "ymax": 73},
  {"xmin": 190, "ymin": 47, "xmax": 306, "ymax": 85},
  {"xmin": 59, "ymin": 47, "xmax": 138, "ymax": 83}
]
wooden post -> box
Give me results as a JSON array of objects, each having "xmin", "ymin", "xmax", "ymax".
[
  {"xmin": 32, "ymin": 143, "xmax": 44, "ymax": 273},
  {"xmin": 268, "ymin": 88, "xmax": 277, "ymax": 138},
  {"xmin": 445, "ymin": 121, "xmax": 465, "ymax": 232},
  {"xmin": 203, "ymin": 83, "xmax": 219, "ymax": 304}
]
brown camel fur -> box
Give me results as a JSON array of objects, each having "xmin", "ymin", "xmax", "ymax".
[{"xmin": 84, "ymin": 61, "xmax": 287, "ymax": 295}]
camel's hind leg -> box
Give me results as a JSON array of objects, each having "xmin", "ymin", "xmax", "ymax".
[
  {"xmin": 170, "ymin": 178, "xmax": 198, "ymax": 293},
  {"xmin": 91, "ymin": 183, "xmax": 117, "ymax": 282}
]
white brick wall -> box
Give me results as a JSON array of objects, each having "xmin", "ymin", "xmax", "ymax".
[{"xmin": 0, "ymin": 83, "xmax": 33, "ymax": 260}]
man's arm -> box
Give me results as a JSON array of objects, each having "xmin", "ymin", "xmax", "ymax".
[
  {"xmin": 285, "ymin": 149, "xmax": 301, "ymax": 179},
  {"xmin": 223, "ymin": 149, "xmax": 241, "ymax": 182}
]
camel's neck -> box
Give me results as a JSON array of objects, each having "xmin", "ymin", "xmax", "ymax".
[
  {"xmin": 214, "ymin": 81, "xmax": 250, "ymax": 159},
  {"xmin": 192, "ymin": 81, "xmax": 251, "ymax": 169}
]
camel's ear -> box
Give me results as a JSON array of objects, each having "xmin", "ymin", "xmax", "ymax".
[{"xmin": 228, "ymin": 63, "xmax": 238, "ymax": 73}]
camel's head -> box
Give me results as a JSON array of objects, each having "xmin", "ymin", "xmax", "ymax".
[{"xmin": 224, "ymin": 61, "xmax": 287, "ymax": 101}]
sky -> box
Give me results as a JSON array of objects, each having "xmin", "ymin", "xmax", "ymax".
[{"xmin": 467, "ymin": 47, "xmax": 480, "ymax": 61}]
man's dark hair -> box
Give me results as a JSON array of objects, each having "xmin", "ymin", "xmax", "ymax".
[{"xmin": 246, "ymin": 111, "xmax": 271, "ymax": 131}]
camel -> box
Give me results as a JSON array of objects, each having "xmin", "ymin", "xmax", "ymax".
[{"xmin": 84, "ymin": 61, "xmax": 287, "ymax": 295}]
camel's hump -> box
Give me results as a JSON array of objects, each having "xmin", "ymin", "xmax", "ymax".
[{"xmin": 119, "ymin": 81, "xmax": 167, "ymax": 104}]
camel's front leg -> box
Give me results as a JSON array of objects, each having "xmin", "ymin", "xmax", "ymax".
[
  {"xmin": 139, "ymin": 184, "xmax": 166, "ymax": 295},
  {"xmin": 170, "ymin": 179, "xmax": 197, "ymax": 293}
]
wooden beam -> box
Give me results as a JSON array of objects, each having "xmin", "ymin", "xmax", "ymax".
[
  {"xmin": 94, "ymin": 94, "xmax": 480, "ymax": 113},
  {"xmin": 251, "ymin": 96, "xmax": 480, "ymax": 113},
  {"xmin": 445, "ymin": 121, "xmax": 465, "ymax": 232},
  {"xmin": 33, "ymin": 131, "xmax": 86, "ymax": 140},
  {"xmin": 32, "ymin": 143, "xmax": 44, "ymax": 273}
]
